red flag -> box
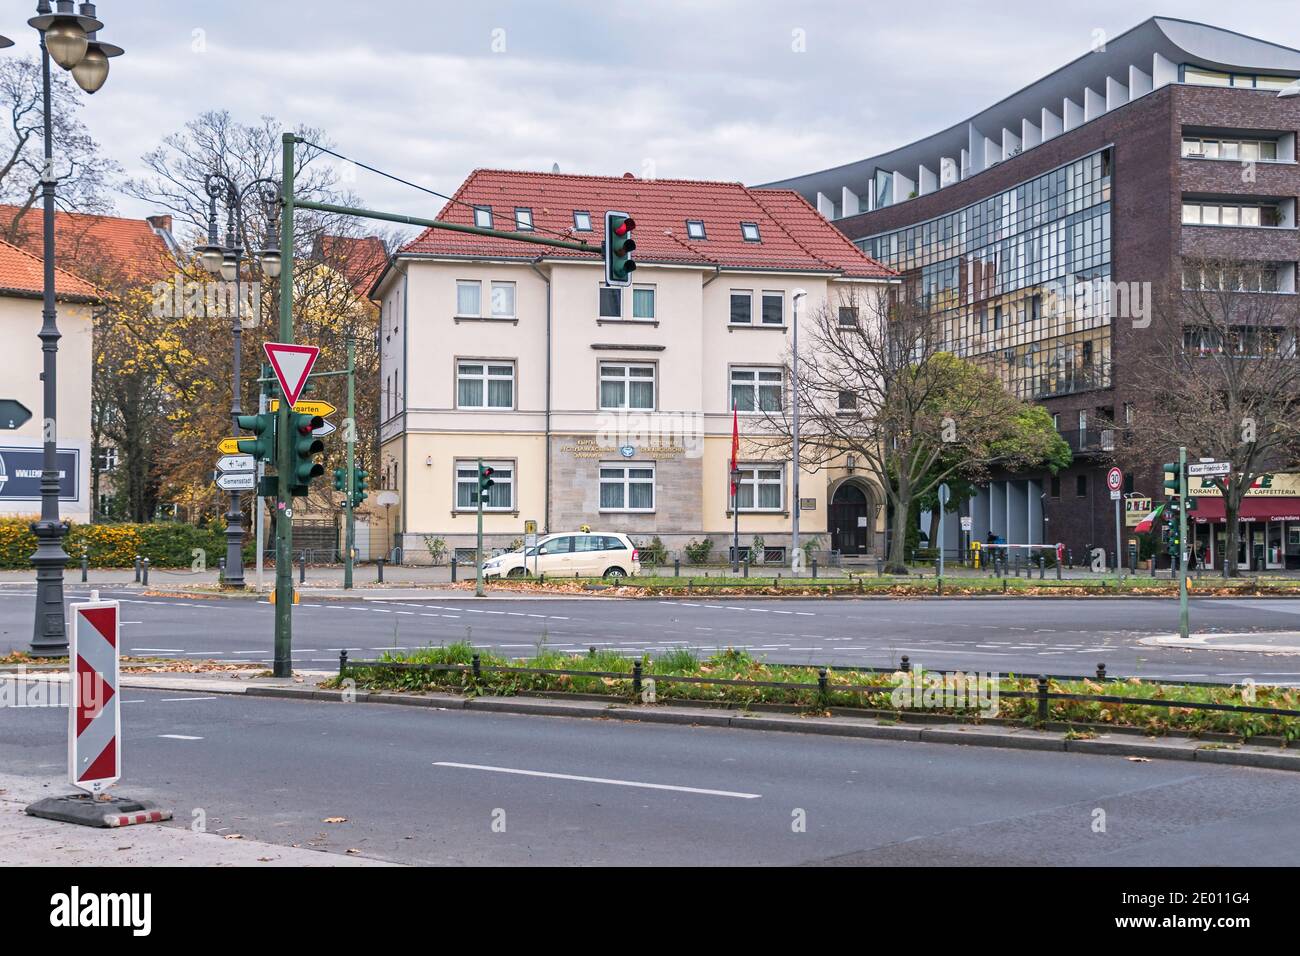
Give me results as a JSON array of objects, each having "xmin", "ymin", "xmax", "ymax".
[{"xmin": 729, "ymin": 402, "xmax": 739, "ymax": 495}]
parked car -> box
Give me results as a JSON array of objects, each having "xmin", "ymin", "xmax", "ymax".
[{"xmin": 481, "ymin": 532, "xmax": 641, "ymax": 580}]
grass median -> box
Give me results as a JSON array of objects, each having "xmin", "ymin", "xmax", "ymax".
[{"xmin": 329, "ymin": 641, "xmax": 1300, "ymax": 743}]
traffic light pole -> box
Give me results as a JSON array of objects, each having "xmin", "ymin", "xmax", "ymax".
[
  {"xmin": 344, "ymin": 334, "xmax": 355, "ymax": 591},
  {"xmin": 476, "ymin": 457, "xmax": 485, "ymax": 598},
  {"xmin": 1179, "ymin": 446, "xmax": 1189, "ymax": 640},
  {"xmin": 273, "ymin": 133, "xmax": 296, "ymax": 677}
]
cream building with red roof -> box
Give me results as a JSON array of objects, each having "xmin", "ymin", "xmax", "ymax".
[{"xmin": 370, "ymin": 169, "xmax": 895, "ymax": 564}]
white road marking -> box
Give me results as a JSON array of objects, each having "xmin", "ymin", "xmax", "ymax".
[
  {"xmin": 158, "ymin": 734, "xmax": 203, "ymax": 740},
  {"xmin": 433, "ymin": 762, "xmax": 761, "ymax": 799},
  {"xmin": 155, "ymin": 696, "xmax": 218, "ymax": 702}
]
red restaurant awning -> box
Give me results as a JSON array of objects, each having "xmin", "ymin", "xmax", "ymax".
[{"xmin": 1191, "ymin": 497, "xmax": 1300, "ymax": 523}]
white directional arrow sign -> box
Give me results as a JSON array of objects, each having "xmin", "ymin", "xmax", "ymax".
[
  {"xmin": 217, "ymin": 454, "xmax": 256, "ymax": 473},
  {"xmin": 312, "ymin": 419, "xmax": 336, "ymax": 438},
  {"xmin": 215, "ymin": 472, "xmax": 257, "ymax": 491}
]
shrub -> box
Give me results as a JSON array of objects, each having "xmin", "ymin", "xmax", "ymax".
[
  {"xmin": 0, "ymin": 517, "xmax": 225, "ymax": 569},
  {"xmin": 636, "ymin": 535, "xmax": 668, "ymax": 567},
  {"xmin": 683, "ymin": 537, "xmax": 714, "ymax": 564}
]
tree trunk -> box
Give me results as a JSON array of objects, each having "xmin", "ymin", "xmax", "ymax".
[
  {"xmin": 1224, "ymin": 498, "xmax": 1240, "ymax": 578},
  {"xmin": 885, "ymin": 493, "xmax": 910, "ymax": 574}
]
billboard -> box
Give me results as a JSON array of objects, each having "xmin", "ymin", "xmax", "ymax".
[{"xmin": 0, "ymin": 447, "xmax": 80, "ymax": 502}]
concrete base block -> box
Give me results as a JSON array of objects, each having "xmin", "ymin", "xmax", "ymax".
[{"xmin": 26, "ymin": 793, "xmax": 173, "ymax": 828}]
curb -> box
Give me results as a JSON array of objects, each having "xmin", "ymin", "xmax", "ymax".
[{"xmin": 241, "ymin": 684, "xmax": 1300, "ymax": 773}]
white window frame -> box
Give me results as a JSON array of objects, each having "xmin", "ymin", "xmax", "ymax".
[
  {"xmin": 599, "ymin": 285, "xmax": 623, "ymax": 318},
  {"xmin": 456, "ymin": 279, "xmax": 482, "ymax": 317},
  {"xmin": 729, "ymin": 289, "xmax": 753, "ymax": 325},
  {"xmin": 730, "ymin": 366, "xmax": 783, "ymax": 413},
  {"xmin": 456, "ymin": 360, "xmax": 516, "ymax": 409},
  {"xmin": 734, "ymin": 463, "xmax": 784, "ymax": 512},
  {"xmin": 599, "ymin": 362, "xmax": 656, "ymax": 410},
  {"xmin": 760, "ymin": 290, "xmax": 785, "ymax": 326},
  {"xmin": 490, "ymin": 280, "xmax": 516, "ymax": 318},
  {"xmin": 631, "ymin": 284, "xmax": 656, "ymax": 321},
  {"xmin": 455, "ymin": 459, "xmax": 514, "ymax": 512},
  {"xmin": 599, "ymin": 462, "xmax": 656, "ymax": 513}
]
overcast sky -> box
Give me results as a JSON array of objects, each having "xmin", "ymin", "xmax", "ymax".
[{"xmin": 7, "ymin": 0, "xmax": 1300, "ymax": 222}]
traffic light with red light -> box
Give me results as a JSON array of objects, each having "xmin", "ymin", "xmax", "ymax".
[{"xmin": 604, "ymin": 211, "xmax": 636, "ymax": 287}]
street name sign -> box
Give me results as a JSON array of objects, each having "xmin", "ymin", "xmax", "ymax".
[
  {"xmin": 217, "ymin": 454, "xmax": 255, "ymax": 473},
  {"xmin": 69, "ymin": 599, "xmax": 120, "ymax": 794},
  {"xmin": 1188, "ymin": 461, "xmax": 1231, "ymax": 477},
  {"xmin": 215, "ymin": 472, "xmax": 257, "ymax": 491},
  {"xmin": 268, "ymin": 398, "xmax": 336, "ymax": 417},
  {"xmin": 0, "ymin": 399, "xmax": 32, "ymax": 430},
  {"xmin": 263, "ymin": 342, "xmax": 320, "ymax": 408}
]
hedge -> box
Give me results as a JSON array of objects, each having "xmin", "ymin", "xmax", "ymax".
[{"xmin": 0, "ymin": 517, "xmax": 228, "ymax": 569}]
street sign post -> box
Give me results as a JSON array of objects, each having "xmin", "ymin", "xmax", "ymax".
[
  {"xmin": 1107, "ymin": 467, "xmax": 1124, "ymax": 579},
  {"xmin": 937, "ymin": 483, "xmax": 950, "ymax": 578},
  {"xmin": 69, "ymin": 598, "xmax": 120, "ymax": 794},
  {"xmin": 0, "ymin": 399, "xmax": 32, "ymax": 430}
]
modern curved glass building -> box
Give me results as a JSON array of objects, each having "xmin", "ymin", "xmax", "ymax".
[{"xmin": 762, "ymin": 17, "xmax": 1300, "ymax": 569}]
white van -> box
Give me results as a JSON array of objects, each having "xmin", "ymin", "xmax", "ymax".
[{"xmin": 481, "ymin": 532, "xmax": 641, "ymax": 580}]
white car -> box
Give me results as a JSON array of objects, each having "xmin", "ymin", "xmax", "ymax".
[{"xmin": 482, "ymin": 532, "xmax": 641, "ymax": 580}]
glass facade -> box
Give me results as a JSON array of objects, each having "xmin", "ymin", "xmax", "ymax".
[{"xmin": 857, "ymin": 148, "xmax": 1113, "ymax": 400}]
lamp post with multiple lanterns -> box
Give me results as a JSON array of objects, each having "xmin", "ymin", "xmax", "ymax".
[
  {"xmin": 16, "ymin": 2, "xmax": 123, "ymax": 656},
  {"xmin": 195, "ymin": 174, "xmax": 283, "ymax": 589}
]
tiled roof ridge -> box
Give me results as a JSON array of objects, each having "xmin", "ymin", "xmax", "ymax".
[{"xmin": 0, "ymin": 235, "xmax": 100, "ymax": 299}]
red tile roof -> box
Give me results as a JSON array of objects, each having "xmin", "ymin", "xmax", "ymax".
[
  {"xmin": 395, "ymin": 169, "xmax": 894, "ymax": 280},
  {"xmin": 314, "ymin": 234, "xmax": 389, "ymax": 297},
  {"xmin": 0, "ymin": 205, "xmax": 173, "ymax": 285},
  {"xmin": 0, "ymin": 237, "xmax": 99, "ymax": 302}
]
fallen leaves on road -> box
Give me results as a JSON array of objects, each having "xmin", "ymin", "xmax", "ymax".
[
  {"xmin": 323, "ymin": 816, "xmax": 348, "ymax": 824},
  {"xmin": 1126, "ymin": 756, "xmax": 1152, "ymax": 763},
  {"xmin": 223, "ymin": 834, "xmax": 244, "ymax": 840}
]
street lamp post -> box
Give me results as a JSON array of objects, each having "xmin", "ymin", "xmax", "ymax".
[
  {"xmin": 196, "ymin": 174, "xmax": 283, "ymax": 590},
  {"xmin": 23, "ymin": 1, "xmax": 123, "ymax": 656},
  {"xmin": 790, "ymin": 288, "xmax": 806, "ymax": 574},
  {"xmin": 730, "ymin": 466, "xmax": 742, "ymax": 574}
]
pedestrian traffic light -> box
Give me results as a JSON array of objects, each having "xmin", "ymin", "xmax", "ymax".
[
  {"xmin": 351, "ymin": 468, "xmax": 368, "ymax": 508},
  {"xmin": 603, "ymin": 211, "xmax": 636, "ymax": 287},
  {"xmin": 289, "ymin": 412, "xmax": 325, "ymax": 496},
  {"xmin": 333, "ymin": 467, "xmax": 346, "ymax": 493},
  {"xmin": 235, "ymin": 413, "xmax": 275, "ymax": 462}
]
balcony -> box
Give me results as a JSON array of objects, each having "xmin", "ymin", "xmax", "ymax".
[{"xmin": 1059, "ymin": 427, "xmax": 1115, "ymax": 455}]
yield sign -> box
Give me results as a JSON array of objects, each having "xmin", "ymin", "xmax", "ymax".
[{"xmin": 263, "ymin": 342, "xmax": 319, "ymax": 408}]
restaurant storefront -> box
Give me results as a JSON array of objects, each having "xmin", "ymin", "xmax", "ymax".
[{"xmin": 1188, "ymin": 475, "xmax": 1300, "ymax": 571}]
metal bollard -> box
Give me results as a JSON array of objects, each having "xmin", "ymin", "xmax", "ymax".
[
  {"xmin": 141, "ymin": 558, "xmax": 150, "ymax": 586},
  {"xmin": 632, "ymin": 660, "xmax": 642, "ymax": 696},
  {"xmin": 1038, "ymin": 555, "xmax": 1045, "ymax": 580},
  {"xmin": 299, "ymin": 551, "xmax": 306, "ymax": 584},
  {"xmin": 133, "ymin": 555, "xmax": 142, "ymax": 583},
  {"xmin": 451, "ymin": 556, "xmax": 458, "ymax": 583},
  {"xmin": 899, "ymin": 655, "xmax": 911, "ymax": 673},
  {"xmin": 674, "ymin": 558, "xmax": 680, "ymax": 577},
  {"xmin": 377, "ymin": 558, "xmax": 385, "ymax": 583},
  {"xmin": 80, "ymin": 552, "xmax": 88, "ymax": 583},
  {"xmin": 742, "ymin": 558, "xmax": 749, "ymax": 578},
  {"xmin": 1067, "ymin": 548, "xmax": 1073, "ymax": 569},
  {"xmin": 471, "ymin": 653, "xmax": 481, "ymax": 681},
  {"xmin": 1037, "ymin": 675, "xmax": 1050, "ymax": 723},
  {"xmin": 339, "ymin": 650, "xmax": 349, "ymax": 675},
  {"xmin": 1223, "ymin": 556, "xmax": 1230, "ymax": 579},
  {"xmin": 811, "ymin": 558, "xmax": 818, "ymax": 579},
  {"xmin": 1002, "ymin": 576, "xmax": 1008, "ymax": 594},
  {"xmin": 877, "ymin": 558, "xmax": 884, "ymax": 577},
  {"xmin": 1096, "ymin": 662, "xmax": 1107, "ymax": 681},
  {"xmin": 817, "ymin": 668, "xmax": 828, "ymax": 697},
  {"xmin": 1055, "ymin": 557, "xmax": 1062, "ymax": 580}
]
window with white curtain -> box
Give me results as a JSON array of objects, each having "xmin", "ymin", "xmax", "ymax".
[
  {"xmin": 730, "ymin": 367, "xmax": 782, "ymax": 412},
  {"xmin": 457, "ymin": 362, "xmax": 514, "ymax": 408},
  {"xmin": 599, "ymin": 363, "xmax": 655, "ymax": 410},
  {"xmin": 455, "ymin": 460, "xmax": 513, "ymax": 510},
  {"xmin": 734, "ymin": 465, "xmax": 783, "ymax": 511},
  {"xmin": 599, "ymin": 463, "xmax": 655, "ymax": 511},
  {"xmin": 456, "ymin": 280, "xmax": 481, "ymax": 316}
]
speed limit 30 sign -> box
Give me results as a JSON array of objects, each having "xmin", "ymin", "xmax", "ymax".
[{"xmin": 1106, "ymin": 467, "xmax": 1123, "ymax": 492}]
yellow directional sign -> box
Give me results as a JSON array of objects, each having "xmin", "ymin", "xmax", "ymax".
[
  {"xmin": 268, "ymin": 398, "xmax": 336, "ymax": 417},
  {"xmin": 217, "ymin": 438, "xmax": 242, "ymax": 455}
]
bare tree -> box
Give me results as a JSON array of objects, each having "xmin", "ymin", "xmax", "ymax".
[
  {"xmin": 0, "ymin": 55, "xmax": 119, "ymax": 238},
  {"xmin": 756, "ymin": 287, "xmax": 1067, "ymax": 572},
  {"xmin": 1121, "ymin": 258, "xmax": 1300, "ymax": 575}
]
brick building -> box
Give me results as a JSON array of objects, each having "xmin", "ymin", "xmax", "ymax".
[{"xmin": 763, "ymin": 16, "xmax": 1300, "ymax": 569}]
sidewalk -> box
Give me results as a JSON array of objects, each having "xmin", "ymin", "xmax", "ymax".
[{"xmin": 0, "ymin": 773, "xmax": 395, "ymax": 867}]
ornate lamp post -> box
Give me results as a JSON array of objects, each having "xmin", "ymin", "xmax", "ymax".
[
  {"xmin": 196, "ymin": 174, "xmax": 283, "ymax": 589},
  {"xmin": 23, "ymin": 2, "xmax": 123, "ymax": 656}
]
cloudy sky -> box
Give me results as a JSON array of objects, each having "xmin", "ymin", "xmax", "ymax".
[{"xmin": 6, "ymin": 0, "xmax": 1300, "ymax": 221}]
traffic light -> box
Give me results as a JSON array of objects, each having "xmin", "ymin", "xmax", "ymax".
[
  {"xmin": 235, "ymin": 413, "xmax": 275, "ymax": 462},
  {"xmin": 351, "ymin": 468, "xmax": 368, "ymax": 508},
  {"xmin": 333, "ymin": 467, "xmax": 347, "ymax": 492},
  {"xmin": 474, "ymin": 464, "xmax": 495, "ymax": 504},
  {"xmin": 1162, "ymin": 461, "xmax": 1182, "ymax": 496},
  {"xmin": 289, "ymin": 412, "xmax": 325, "ymax": 496},
  {"xmin": 603, "ymin": 211, "xmax": 636, "ymax": 287}
]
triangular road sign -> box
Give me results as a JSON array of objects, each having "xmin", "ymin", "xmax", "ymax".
[{"xmin": 263, "ymin": 342, "xmax": 319, "ymax": 408}]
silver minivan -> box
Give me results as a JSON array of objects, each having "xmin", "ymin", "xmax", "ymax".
[{"xmin": 482, "ymin": 532, "xmax": 641, "ymax": 579}]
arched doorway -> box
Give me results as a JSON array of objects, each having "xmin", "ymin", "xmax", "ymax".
[{"xmin": 829, "ymin": 481, "xmax": 874, "ymax": 555}]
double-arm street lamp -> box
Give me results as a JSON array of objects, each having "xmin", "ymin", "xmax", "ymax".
[
  {"xmin": 22, "ymin": 2, "xmax": 123, "ymax": 656},
  {"xmin": 195, "ymin": 174, "xmax": 283, "ymax": 589}
]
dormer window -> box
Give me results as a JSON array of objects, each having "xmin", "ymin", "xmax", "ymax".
[
  {"xmin": 740, "ymin": 222, "xmax": 761, "ymax": 242},
  {"xmin": 574, "ymin": 210, "xmax": 593, "ymax": 231},
  {"xmin": 686, "ymin": 219, "xmax": 707, "ymax": 239},
  {"xmin": 514, "ymin": 207, "xmax": 534, "ymax": 231},
  {"xmin": 474, "ymin": 206, "xmax": 493, "ymax": 228}
]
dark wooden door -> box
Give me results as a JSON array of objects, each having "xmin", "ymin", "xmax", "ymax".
[{"xmin": 829, "ymin": 484, "xmax": 870, "ymax": 554}]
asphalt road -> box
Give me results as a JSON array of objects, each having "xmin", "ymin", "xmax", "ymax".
[
  {"xmin": 3, "ymin": 688, "xmax": 1298, "ymax": 865},
  {"xmin": 5, "ymin": 584, "xmax": 1300, "ymax": 682}
]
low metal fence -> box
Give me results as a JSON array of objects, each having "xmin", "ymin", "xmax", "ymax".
[{"xmin": 336, "ymin": 652, "xmax": 1300, "ymax": 724}]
